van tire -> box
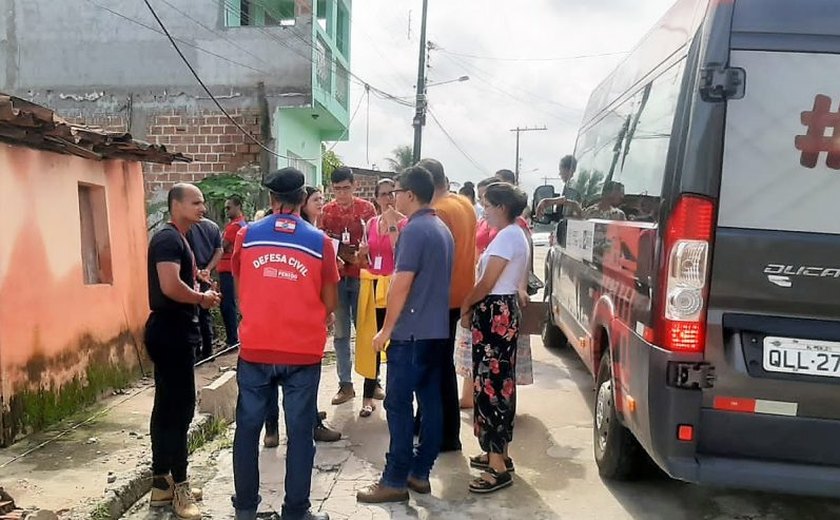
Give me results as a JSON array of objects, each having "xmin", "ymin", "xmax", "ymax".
[
  {"xmin": 542, "ymin": 317, "xmax": 568, "ymax": 350},
  {"xmin": 594, "ymin": 352, "xmax": 643, "ymax": 480}
]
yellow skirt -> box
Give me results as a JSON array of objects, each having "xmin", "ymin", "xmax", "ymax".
[{"xmin": 354, "ymin": 269, "xmax": 391, "ymax": 379}]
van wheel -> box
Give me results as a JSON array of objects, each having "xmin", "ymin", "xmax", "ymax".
[
  {"xmin": 594, "ymin": 352, "xmax": 643, "ymax": 480},
  {"xmin": 542, "ymin": 315, "xmax": 568, "ymax": 350}
]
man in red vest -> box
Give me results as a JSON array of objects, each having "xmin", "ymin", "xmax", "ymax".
[{"xmin": 230, "ymin": 167, "xmax": 339, "ymax": 520}]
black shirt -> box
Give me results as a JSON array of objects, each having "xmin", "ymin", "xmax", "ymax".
[
  {"xmin": 186, "ymin": 218, "xmax": 222, "ymax": 269},
  {"xmin": 147, "ymin": 224, "xmax": 200, "ymax": 342}
]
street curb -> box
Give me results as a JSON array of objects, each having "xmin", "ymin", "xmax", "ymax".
[{"xmin": 90, "ymin": 413, "xmax": 215, "ymax": 520}]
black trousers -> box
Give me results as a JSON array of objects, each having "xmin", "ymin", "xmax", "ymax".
[
  {"xmin": 363, "ymin": 308, "xmax": 387, "ymax": 399},
  {"xmin": 145, "ymin": 320, "xmax": 197, "ymax": 483},
  {"xmin": 197, "ymin": 307, "xmax": 214, "ymax": 360},
  {"xmin": 414, "ymin": 308, "xmax": 461, "ymax": 450}
]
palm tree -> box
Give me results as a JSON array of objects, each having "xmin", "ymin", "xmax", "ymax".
[
  {"xmin": 572, "ymin": 169, "xmax": 605, "ymax": 204},
  {"xmin": 384, "ymin": 145, "xmax": 414, "ymax": 173}
]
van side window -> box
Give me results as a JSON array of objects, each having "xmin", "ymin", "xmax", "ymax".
[{"xmin": 573, "ymin": 60, "xmax": 686, "ymax": 222}]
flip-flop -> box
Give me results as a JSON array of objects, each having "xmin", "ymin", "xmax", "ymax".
[
  {"xmin": 469, "ymin": 468, "xmax": 513, "ymax": 494},
  {"xmin": 469, "ymin": 453, "xmax": 515, "ymax": 472},
  {"xmin": 359, "ymin": 404, "xmax": 376, "ymax": 418}
]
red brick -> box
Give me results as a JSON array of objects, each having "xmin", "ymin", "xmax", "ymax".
[
  {"xmin": 206, "ymin": 153, "xmax": 219, "ymax": 163},
  {"xmin": 249, "ymin": 144, "xmax": 262, "ymax": 154},
  {"xmin": 224, "ymin": 126, "xmax": 238, "ymax": 135},
  {"xmin": 206, "ymin": 135, "xmax": 221, "ymax": 144},
  {"xmin": 219, "ymin": 135, "xmax": 233, "ymax": 144},
  {"xmin": 194, "ymin": 135, "xmax": 207, "ymax": 144},
  {"xmin": 199, "ymin": 125, "xmax": 212, "ymax": 134}
]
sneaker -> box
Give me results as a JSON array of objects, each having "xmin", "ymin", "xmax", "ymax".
[
  {"xmin": 314, "ymin": 424, "xmax": 342, "ymax": 442},
  {"xmin": 356, "ymin": 482, "xmax": 409, "ymax": 504},
  {"xmin": 331, "ymin": 384, "xmax": 356, "ymax": 405},
  {"xmin": 372, "ymin": 385, "xmax": 386, "ymax": 401},
  {"xmin": 172, "ymin": 481, "xmax": 201, "ymax": 519}
]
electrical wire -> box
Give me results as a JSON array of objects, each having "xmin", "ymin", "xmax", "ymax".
[
  {"xmin": 143, "ymin": 0, "xmax": 321, "ymax": 161},
  {"xmin": 434, "ymin": 47, "xmax": 629, "ymax": 62},
  {"xmin": 157, "ymin": 0, "xmax": 273, "ymax": 68},
  {"xmin": 426, "ymin": 106, "xmax": 488, "ymax": 177},
  {"xmin": 82, "ymin": 0, "xmax": 269, "ymax": 76}
]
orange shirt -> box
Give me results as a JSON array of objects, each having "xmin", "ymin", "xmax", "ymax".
[{"xmin": 433, "ymin": 193, "xmax": 477, "ymax": 308}]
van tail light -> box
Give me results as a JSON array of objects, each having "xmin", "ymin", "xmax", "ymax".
[{"xmin": 655, "ymin": 195, "xmax": 716, "ymax": 353}]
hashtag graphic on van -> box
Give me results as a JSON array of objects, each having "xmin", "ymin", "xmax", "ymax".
[{"xmin": 795, "ymin": 94, "xmax": 840, "ymax": 169}]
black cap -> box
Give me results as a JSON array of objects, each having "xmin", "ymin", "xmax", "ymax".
[{"xmin": 263, "ymin": 167, "xmax": 305, "ymax": 194}]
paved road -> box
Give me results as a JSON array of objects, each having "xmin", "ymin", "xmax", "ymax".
[{"xmin": 123, "ymin": 244, "xmax": 840, "ymax": 519}]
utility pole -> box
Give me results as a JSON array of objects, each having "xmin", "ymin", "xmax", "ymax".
[
  {"xmin": 510, "ymin": 125, "xmax": 547, "ymax": 184},
  {"xmin": 412, "ymin": 0, "xmax": 430, "ymax": 164}
]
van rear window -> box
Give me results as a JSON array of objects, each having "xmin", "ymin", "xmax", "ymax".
[{"xmin": 720, "ymin": 50, "xmax": 840, "ymax": 235}]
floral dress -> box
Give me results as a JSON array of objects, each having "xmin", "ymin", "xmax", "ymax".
[{"xmin": 471, "ymin": 295, "xmax": 520, "ymax": 454}]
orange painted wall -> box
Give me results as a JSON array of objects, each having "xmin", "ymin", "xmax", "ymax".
[{"xmin": 0, "ymin": 144, "xmax": 149, "ymax": 434}]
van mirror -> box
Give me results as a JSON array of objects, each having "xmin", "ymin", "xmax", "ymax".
[{"xmin": 532, "ymin": 184, "xmax": 558, "ymax": 225}]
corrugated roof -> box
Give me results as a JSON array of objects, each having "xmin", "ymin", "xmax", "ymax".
[{"xmin": 0, "ymin": 94, "xmax": 191, "ymax": 164}]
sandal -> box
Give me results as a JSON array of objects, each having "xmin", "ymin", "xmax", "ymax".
[
  {"xmin": 469, "ymin": 468, "xmax": 513, "ymax": 494},
  {"xmin": 469, "ymin": 453, "xmax": 515, "ymax": 473},
  {"xmin": 359, "ymin": 404, "xmax": 376, "ymax": 418}
]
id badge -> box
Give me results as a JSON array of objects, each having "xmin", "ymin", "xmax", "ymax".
[
  {"xmin": 373, "ymin": 256, "xmax": 383, "ymax": 271},
  {"xmin": 341, "ymin": 230, "xmax": 351, "ymax": 244}
]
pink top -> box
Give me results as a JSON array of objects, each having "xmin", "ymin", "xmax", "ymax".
[
  {"xmin": 476, "ymin": 216, "xmax": 530, "ymax": 255},
  {"xmin": 366, "ymin": 216, "xmax": 398, "ymax": 276}
]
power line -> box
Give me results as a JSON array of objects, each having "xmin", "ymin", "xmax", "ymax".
[
  {"xmin": 82, "ymin": 0, "xmax": 269, "ymax": 76},
  {"xmin": 434, "ymin": 47, "xmax": 629, "ymax": 63},
  {"xmin": 157, "ymin": 0, "xmax": 272, "ymax": 69},
  {"xmin": 426, "ymin": 106, "xmax": 488, "ymax": 176},
  {"xmin": 142, "ymin": 0, "xmax": 319, "ymax": 161}
]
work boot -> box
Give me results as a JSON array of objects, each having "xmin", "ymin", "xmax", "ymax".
[
  {"xmin": 314, "ymin": 423, "xmax": 342, "ymax": 442},
  {"xmin": 150, "ymin": 476, "xmax": 202, "ymax": 507},
  {"xmin": 331, "ymin": 384, "xmax": 356, "ymax": 405},
  {"xmin": 280, "ymin": 511, "xmax": 330, "ymax": 520},
  {"xmin": 264, "ymin": 423, "xmax": 280, "ymax": 448},
  {"xmin": 406, "ymin": 476, "xmax": 432, "ymax": 494},
  {"xmin": 172, "ymin": 481, "xmax": 201, "ymax": 520},
  {"xmin": 356, "ymin": 482, "xmax": 410, "ymax": 504}
]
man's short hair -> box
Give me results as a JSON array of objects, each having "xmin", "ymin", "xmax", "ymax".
[
  {"xmin": 417, "ymin": 158, "xmax": 446, "ymax": 189},
  {"xmin": 560, "ymin": 155, "xmax": 577, "ymax": 172},
  {"xmin": 495, "ymin": 169, "xmax": 517, "ymax": 184},
  {"xmin": 602, "ymin": 180, "xmax": 624, "ymax": 195},
  {"xmin": 270, "ymin": 188, "xmax": 306, "ymax": 207},
  {"xmin": 396, "ymin": 166, "xmax": 435, "ymax": 204},
  {"xmin": 167, "ymin": 183, "xmax": 190, "ymax": 213},
  {"xmin": 227, "ymin": 195, "xmax": 243, "ymax": 208},
  {"xmin": 477, "ymin": 177, "xmax": 497, "ymax": 189},
  {"xmin": 331, "ymin": 166, "xmax": 354, "ymax": 185}
]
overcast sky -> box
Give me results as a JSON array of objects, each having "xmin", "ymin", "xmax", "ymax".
[{"xmin": 330, "ymin": 0, "xmax": 676, "ymax": 196}]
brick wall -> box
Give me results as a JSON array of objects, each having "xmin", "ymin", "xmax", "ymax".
[
  {"xmin": 63, "ymin": 109, "xmax": 264, "ymax": 196},
  {"xmin": 144, "ymin": 110, "xmax": 263, "ymax": 194}
]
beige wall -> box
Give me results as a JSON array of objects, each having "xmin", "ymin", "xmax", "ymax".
[{"xmin": 0, "ymin": 144, "xmax": 149, "ymax": 442}]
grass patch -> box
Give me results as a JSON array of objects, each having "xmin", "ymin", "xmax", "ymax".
[
  {"xmin": 90, "ymin": 501, "xmax": 111, "ymax": 520},
  {"xmin": 188, "ymin": 416, "xmax": 229, "ymax": 454}
]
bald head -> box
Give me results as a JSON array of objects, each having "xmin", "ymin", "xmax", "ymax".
[{"xmin": 168, "ymin": 183, "xmax": 205, "ymax": 225}]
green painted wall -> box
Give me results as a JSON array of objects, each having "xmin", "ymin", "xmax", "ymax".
[{"xmin": 275, "ymin": 108, "xmax": 322, "ymax": 185}]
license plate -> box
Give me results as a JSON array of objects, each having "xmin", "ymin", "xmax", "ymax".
[{"xmin": 763, "ymin": 336, "xmax": 840, "ymax": 378}]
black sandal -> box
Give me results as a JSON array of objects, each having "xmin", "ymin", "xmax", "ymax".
[
  {"xmin": 469, "ymin": 453, "xmax": 515, "ymax": 473},
  {"xmin": 469, "ymin": 468, "xmax": 513, "ymax": 494}
]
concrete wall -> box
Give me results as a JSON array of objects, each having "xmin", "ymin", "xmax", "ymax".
[
  {"xmin": 275, "ymin": 107, "xmax": 322, "ymax": 185},
  {"xmin": 0, "ymin": 146, "xmax": 149, "ymax": 445}
]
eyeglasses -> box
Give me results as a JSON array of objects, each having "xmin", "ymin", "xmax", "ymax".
[
  {"xmin": 379, "ymin": 191, "xmax": 395, "ymax": 197},
  {"xmin": 392, "ymin": 189, "xmax": 408, "ymax": 194}
]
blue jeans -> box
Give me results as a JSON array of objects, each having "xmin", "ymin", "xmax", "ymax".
[
  {"xmin": 232, "ymin": 359, "xmax": 321, "ymax": 519},
  {"xmin": 333, "ymin": 277, "xmax": 360, "ymax": 385},
  {"xmin": 382, "ymin": 339, "xmax": 444, "ymax": 488},
  {"xmin": 219, "ymin": 272, "xmax": 239, "ymax": 346}
]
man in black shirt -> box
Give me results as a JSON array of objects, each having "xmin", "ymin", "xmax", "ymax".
[
  {"xmin": 145, "ymin": 183, "xmax": 220, "ymax": 519},
  {"xmin": 186, "ymin": 217, "xmax": 223, "ymax": 360}
]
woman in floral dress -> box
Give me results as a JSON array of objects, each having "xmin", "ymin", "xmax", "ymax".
[{"xmin": 460, "ymin": 182, "xmax": 530, "ymax": 494}]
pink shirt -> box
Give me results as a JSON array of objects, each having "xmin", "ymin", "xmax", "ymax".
[{"xmin": 366, "ymin": 216, "xmax": 400, "ymax": 276}]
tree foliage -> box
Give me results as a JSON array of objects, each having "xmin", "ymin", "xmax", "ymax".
[
  {"xmin": 385, "ymin": 145, "xmax": 414, "ymax": 173},
  {"xmin": 322, "ymin": 144, "xmax": 343, "ymax": 187},
  {"xmin": 196, "ymin": 174, "xmax": 262, "ymax": 222}
]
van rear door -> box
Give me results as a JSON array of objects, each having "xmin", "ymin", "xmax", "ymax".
[{"xmin": 704, "ymin": 48, "xmax": 840, "ymax": 466}]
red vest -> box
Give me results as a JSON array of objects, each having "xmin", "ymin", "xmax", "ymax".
[{"xmin": 232, "ymin": 214, "xmax": 334, "ymax": 365}]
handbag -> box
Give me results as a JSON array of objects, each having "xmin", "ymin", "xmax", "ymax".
[{"xmin": 527, "ymin": 272, "xmax": 544, "ymax": 296}]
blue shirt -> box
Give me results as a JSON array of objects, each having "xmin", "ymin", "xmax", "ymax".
[{"xmin": 392, "ymin": 208, "xmax": 454, "ymax": 341}]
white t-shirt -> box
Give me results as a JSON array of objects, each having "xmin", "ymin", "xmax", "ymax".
[{"xmin": 478, "ymin": 224, "xmax": 529, "ymax": 295}]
